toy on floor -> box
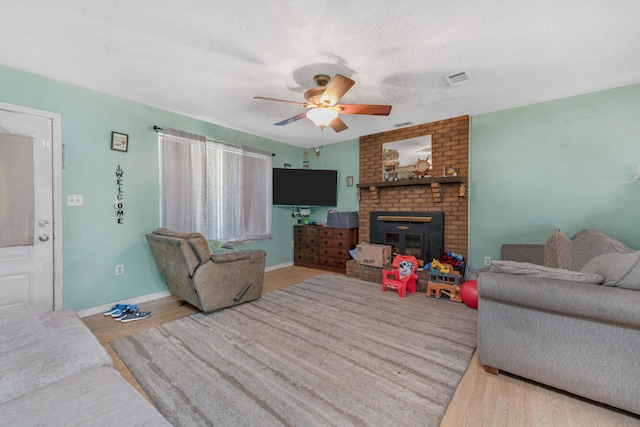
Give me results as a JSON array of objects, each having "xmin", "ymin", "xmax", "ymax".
[
  {"xmin": 430, "ymin": 259, "xmax": 452, "ymax": 274},
  {"xmin": 426, "ymin": 270, "xmax": 462, "ymax": 303},
  {"xmin": 382, "ymin": 255, "xmax": 419, "ymax": 298},
  {"xmin": 460, "ymin": 280, "xmax": 478, "ymax": 309}
]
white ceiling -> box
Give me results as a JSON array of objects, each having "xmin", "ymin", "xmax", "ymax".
[{"xmin": 2, "ymin": 1, "xmax": 639, "ymax": 148}]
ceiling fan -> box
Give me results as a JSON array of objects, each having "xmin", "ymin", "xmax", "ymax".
[{"xmin": 254, "ymin": 74, "xmax": 392, "ymax": 132}]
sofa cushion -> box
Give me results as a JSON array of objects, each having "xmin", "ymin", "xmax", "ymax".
[
  {"xmin": 0, "ymin": 367, "xmax": 171, "ymax": 426},
  {"xmin": 490, "ymin": 260, "xmax": 604, "ymax": 284},
  {"xmin": 581, "ymin": 251, "xmax": 640, "ymax": 290},
  {"xmin": 571, "ymin": 229, "xmax": 634, "ymax": 271},
  {"xmin": 544, "ymin": 228, "xmax": 572, "ymax": 270},
  {"xmin": 0, "ymin": 310, "xmax": 112, "ymax": 405}
]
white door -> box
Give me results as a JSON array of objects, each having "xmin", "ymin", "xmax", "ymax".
[{"xmin": 0, "ymin": 105, "xmax": 60, "ymax": 323}]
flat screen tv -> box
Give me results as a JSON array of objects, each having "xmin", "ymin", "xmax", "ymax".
[{"xmin": 272, "ymin": 168, "xmax": 338, "ymax": 206}]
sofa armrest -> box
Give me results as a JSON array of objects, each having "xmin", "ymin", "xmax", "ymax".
[
  {"xmin": 478, "ymin": 272, "xmax": 640, "ymax": 328},
  {"xmin": 193, "ymin": 249, "xmax": 266, "ymax": 312},
  {"xmin": 500, "ymin": 244, "xmax": 544, "ymax": 265}
]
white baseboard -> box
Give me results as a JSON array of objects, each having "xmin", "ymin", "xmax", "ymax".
[
  {"xmin": 266, "ymin": 262, "xmax": 293, "ymax": 272},
  {"xmin": 76, "ymin": 264, "xmax": 295, "ymax": 318},
  {"xmin": 76, "ymin": 290, "xmax": 172, "ymax": 318}
]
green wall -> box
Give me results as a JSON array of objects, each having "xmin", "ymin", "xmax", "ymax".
[
  {"xmin": 469, "ymin": 83, "xmax": 640, "ymax": 269},
  {"xmin": 0, "ymin": 65, "xmax": 358, "ymax": 310},
  {"xmin": 3, "ymin": 63, "xmax": 637, "ymax": 308}
]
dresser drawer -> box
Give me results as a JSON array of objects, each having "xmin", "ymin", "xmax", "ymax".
[
  {"xmin": 295, "ymin": 236, "xmax": 317, "ymax": 246},
  {"xmin": 318, "ymin": 228, "xmax": 334, "ymax": 238},
  {"xmin": 319, "ymin": 256, "xmax": 348, "ymax": 270},
  {"xmin": 332, "ymin": 228, "xmax": 353, "ymax": 239},
  {"xmin": 295, "ymin": 244, "xmax": 318, "ymax": 255},
  {"xmin": 320, "ymin": 237, "xmax": 350, "ymax": 249},
  {"xmin": 295, "ymin": 252, "xmax": 318, "ymax": 265},
  {"xmin": 305, "ymin": 227, "xmax": 319, "ymax": 237},
  {"xmin": 320, "ymin": 247, "xmax": 350, "ymax": 259}
]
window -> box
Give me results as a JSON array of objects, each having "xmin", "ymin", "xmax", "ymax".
[{"xmin": 159, "ymin": 127, "xmax": 272, "ymax": 242}]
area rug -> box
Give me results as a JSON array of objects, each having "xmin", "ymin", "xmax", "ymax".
[{"xmin": 111, "ymin": 274, "xmax": 477, "ymax": 427}]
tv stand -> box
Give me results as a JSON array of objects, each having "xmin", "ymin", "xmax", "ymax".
[{"xmin": 294, "ymin": 225, "xmax": 358, "ymax": 274}]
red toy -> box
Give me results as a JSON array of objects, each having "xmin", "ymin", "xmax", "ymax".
[
  {"xmin": 460, "ymin": 280, "xmax": 478, "ymax": 309},
  {"xmin": 382, "ymin": 255, "xmax": 419, "ymax": 298}
]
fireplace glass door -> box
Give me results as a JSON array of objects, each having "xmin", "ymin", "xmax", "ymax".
[
  {"xmin": 382, "ymin": 231, "xmax": 424, "ymax": 259},
  {"xmin": 370, "ymin": 211, "xmax": 444, "ymax": 263}
]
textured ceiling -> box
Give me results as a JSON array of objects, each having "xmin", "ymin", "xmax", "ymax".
[{"xmin": 1, "ymin": 1, "xmax": 639, "ymax": 148}]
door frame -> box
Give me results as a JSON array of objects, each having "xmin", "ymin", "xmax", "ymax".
[{"xmin": 0, "ymin": 101, "xmax": 63, "ymax": 310}]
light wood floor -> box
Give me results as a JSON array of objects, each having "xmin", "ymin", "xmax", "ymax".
[{"xmin": 83, "ymin": 266, "xmax": 640, "ymax": 427}]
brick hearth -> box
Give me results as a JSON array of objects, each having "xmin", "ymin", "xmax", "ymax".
[{"xmin": 346, "ymin": 260, "xmax": 438, "ymax": 293}]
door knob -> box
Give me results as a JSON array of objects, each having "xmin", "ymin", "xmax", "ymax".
[
  {"xmin": 39, "ymin": 220, "xmax": 50, "ymax": 228},
  {"xmin": 38, "ymin": 234, "xmax": 50, "ymax": 242}
]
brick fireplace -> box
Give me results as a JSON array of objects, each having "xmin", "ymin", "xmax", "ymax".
[{"xmin": 347, "ymin": 115, "xmax": 469, "ymax": 286}]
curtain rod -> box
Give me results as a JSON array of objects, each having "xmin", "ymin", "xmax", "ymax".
[{"xmin": 153, "ymin": 125, "xmax": 275, "ymax": 156}]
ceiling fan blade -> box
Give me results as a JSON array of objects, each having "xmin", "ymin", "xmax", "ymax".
[
  {"xmin": 329, "ymin": 117, "xmax": 348, "ymax": 133},
  {"xmin": 337, "ymin": 104, "xmax": 392, "ymax": 116},
  {"xmin": 254, "ymin": 96, "xmax": 308, "ymax": 107},
  {"xmin": 274, "ymin": 112, "xmax": 308, "ymax": 126},
  {"xmin": 320, "ymin": 74, "xmax": 355, "ymax": 106}
]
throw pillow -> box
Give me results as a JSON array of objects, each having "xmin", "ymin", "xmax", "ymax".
[
  {"xmin": 571, "ymin": 229, "xmax": 634, "ymax": 271},
  {"xmin": 581, "ymin": 251, "xmax": 640, "ymax": 290},
  {"xmin": 544, "ymin": 228, "xmax": 572, "ymax": 270},
  {"xmin": 490, "ymin": 260, "xmax": 604, "ymax": 284}
]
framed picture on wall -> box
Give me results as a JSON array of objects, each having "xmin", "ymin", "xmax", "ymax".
[{"xmin": 111, "ymin": 131, "xmax": 129, "ymax": 152}]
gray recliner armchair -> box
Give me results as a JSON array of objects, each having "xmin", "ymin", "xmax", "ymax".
[{"xmin": 146, "ymin": 228, "xmax": 266, "ymax": 312}]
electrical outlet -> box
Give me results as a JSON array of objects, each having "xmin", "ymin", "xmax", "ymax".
[
  {"xmin": 67, "ymin": 194, "xmax": 83, "ymax": 206},
  {"xmin": 115, "ymin": 264, "xmax": 124, "ymax": 275},
  {"xmin": 484, "ymin": 256, "xmax": 492, "ymax": 266}
]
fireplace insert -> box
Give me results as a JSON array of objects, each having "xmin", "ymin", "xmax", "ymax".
[{"xmin": 369, "ymin": 211, "xmax": 444, "ymax": 263}]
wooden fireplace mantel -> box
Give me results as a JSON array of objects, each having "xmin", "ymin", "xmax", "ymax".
[{"xmin": 356, "ymin": 176, "xmax": 463, "ymax": 203}]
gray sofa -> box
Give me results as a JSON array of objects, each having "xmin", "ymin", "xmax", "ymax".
[
  {"xmin": 478, "ymin": 229, "xmax": 640, "ymax": 415},
  {"xmin": 0, "ymin": 310, "xmax": 170, "ymax": 426},
  {"xmin": 146, "ymin": 228, "xmax": 266, "ymax": 312}
]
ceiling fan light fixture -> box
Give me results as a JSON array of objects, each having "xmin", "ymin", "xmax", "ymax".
[{"xmin": 306, "ymin": 108, "xmax": 338, "ymax": 129}]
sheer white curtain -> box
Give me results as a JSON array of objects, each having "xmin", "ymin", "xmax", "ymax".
[
  {"xmin": 160, "ymin": 128, "xmax": 206, "ymax": 232},
  {"xmin": 160, "ymin": 127, "xmax": 272, "ymax": 242},
  {"xmin": 241, "ymin": 146, "xmax": 272, "ymax": 241}
]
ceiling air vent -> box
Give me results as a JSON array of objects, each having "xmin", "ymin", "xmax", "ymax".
[{"xmin": 445, "ymin": 70, "xmax": 472, "ymax": 87}]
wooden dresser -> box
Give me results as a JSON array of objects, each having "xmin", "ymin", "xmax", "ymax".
[{"xmin": 294, "ymin": 225, "xmax": 358, "ymax": 274}]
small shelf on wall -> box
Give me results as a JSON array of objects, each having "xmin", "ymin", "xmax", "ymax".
[{"xmin": 356, "ymin": 176, "xmax": 463, "ymax": 204}]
